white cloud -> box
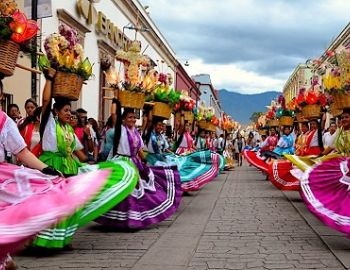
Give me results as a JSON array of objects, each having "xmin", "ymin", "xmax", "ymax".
[
  {"xmin": 140, "ymin": 0, "xmax": 350, "ymax": 94},
  {"xmin": 185, "ymin": 58, "xmax": 284, "ymax": 94}
]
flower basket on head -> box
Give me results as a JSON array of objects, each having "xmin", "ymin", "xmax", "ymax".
[
  {"xmin": 152, "ymin": 101, "xmax": 171, "ymax": 119},
  {"xmin": 302, "ymin": 104, "xmax": 321, "ymax": 119},
  {"xmin": 279, "ymin": 116, "xmax": 294, "ymax": 126},
  {"xmin": 198, "ymin": 120, "xmax": 209, "ymax": 130},
  {"xmin": 258, "ymin": 129, "xmax": 267, "ymax": 136},
  {"xmin": 53, "ymin": 71, "xmax": 84, "ymax": 101},
  {"xmin": 329, "ymin": 102, "xmax": 342, "ymax": 117},
  {"xmin": 295, "ymin": 112, "xmax": 307, "ymax": 122},
  {"xmin": 332, "ymin": 91, "xmax": 350, "ymax": 110},
  {"xmin": 0, "ymin": 40, "xmax": 20, "ymax": 76},
  {"xmin": 267, "ymin": 119, "xmax": 279, "ymax": 127},
  {"xmin": 119, "ymin": 90, "xmax": 145, "ymax": 109},
  {"xmin": 183, "ymin": 110, "xmax": 194, "ymax": 123},
  {"xmin": 207, "ymin": 122, "xmax": 216, "ymax": 132},
  {"xmin": 175, "ymin": 111, "xmax": 194, "ymax": 123},
  {"xmin": 0, "ymin": 1, "xmax": 39, "ymax": 77},
  {"xmin": 39, "ymin": 25, "xmax": 93, "ymax": 101},
  {"xmin": 336, "ymin": 51, "xmax": 350, "ymax": 88},
  {"xmin": 275, "ymin": 95, "xmax": 295, "ymax": 126}
]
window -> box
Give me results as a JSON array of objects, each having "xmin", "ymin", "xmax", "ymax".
[
  {"xmin": 1, "ymin": 93, "xmax": 13, "ymax": 113},
  {"xmin": 98, "ymin": 40, "xmax": 116, "ymax": 125}
]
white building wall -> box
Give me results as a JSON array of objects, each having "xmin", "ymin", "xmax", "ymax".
[{"xmin": 37, "ymin": 0, "xmax": 175, "ymax": 122}]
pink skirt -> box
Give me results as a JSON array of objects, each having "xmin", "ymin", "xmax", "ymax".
[
  {"xmin": 300, "ymin": 157, "xmax": 350, "ymax": 235},
  {"xmin": 0, "ymin": 163, "xmax": 110, "ymax": 256}
]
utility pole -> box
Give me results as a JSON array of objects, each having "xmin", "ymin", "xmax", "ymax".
[{"xmin": 31, "ymin": 0, "xmax": 38, "ymax": 100}]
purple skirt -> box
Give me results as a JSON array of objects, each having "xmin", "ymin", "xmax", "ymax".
[
  {"xmin": 301, "ymin": 157, "xmax": 350, "ymax": 235},
  {"xmin": 96, "ymin": 165, "xmax": 182, "ymax": 229}
]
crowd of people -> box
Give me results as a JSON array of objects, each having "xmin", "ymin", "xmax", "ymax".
[
  {"xmin": 244, "ymin": 110, "xmax": 350, "ymax": 237},
  {"xmin": 0, "ymin": 73, "xmax": 231, "ymax": 270}
]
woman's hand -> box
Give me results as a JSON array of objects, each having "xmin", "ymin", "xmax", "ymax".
[{"xmin": 42, "ymin": 166, "xmax": 63, "ymax": 177}]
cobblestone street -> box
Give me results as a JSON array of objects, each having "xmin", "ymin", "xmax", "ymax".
[{"xmin": 15, "ymin": 164, "xmax": 350, "ymax": 270}]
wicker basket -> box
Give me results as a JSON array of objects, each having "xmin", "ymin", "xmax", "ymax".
[
  {"xmin": 53, "ymin": 71, "xmax": 84, "ymax": 101},
  {"xmin": 279, "ymin": 116, "xmax": 294, "ymax": 126},
  {"xmin": 183, "ymin": 110, "xmax": 194, "ymax": 123},
  {"xmin": 302, "ymin": 104, "xmax": 321, "ymax": 119},
  {"xmin": 118, "ymin": 91, "xmax": 145, "ymax": 109},
  {"xmin": 258, "ymin": 129, "xmax": 267, "ymax": 136},
  {"xmin": 332, "ymin": 91, "xmax": 350, "ymax": 110},
  {"xmin": 336, "ymin": 51, "xmax": 350, "ymax": 88},
  {"xmin": 329, "ymin": 103, "xmax": 342, "ymax": 117},
  {"xmin": 207, "ymin": 123, "xmax": 216, "ymax": 132},
  {"xmin": 0, "ymin": 40, "xmax": 20, "ymax": 77},
  {"xmin": 152, "ymin": 102, "xmax": 171, "ymax": 119},
  {"xmin": 198, "ymin": 120, "xmax": 209, "ymax": 130},
  {"xmin": 267, "ymin": 119, "xmax": 279, "ymax": 127}
]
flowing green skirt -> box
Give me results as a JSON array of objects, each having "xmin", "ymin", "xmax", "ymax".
[{"xmin": 33, "ymin": 159, "xmax": 138, "ymax": 248}]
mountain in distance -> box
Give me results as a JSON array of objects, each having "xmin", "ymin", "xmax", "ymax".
[{"xmin": 218, "ymin": 89, "xmax": 281, "ymax": 125}]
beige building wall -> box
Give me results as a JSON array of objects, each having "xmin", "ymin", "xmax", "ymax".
[{"xmin": 283, "ymin": 64, "xmax": 312, "ymax": 103}]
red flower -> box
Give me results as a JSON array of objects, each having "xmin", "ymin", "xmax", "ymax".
[
  {"xmin": 9, "ymin": 10, "xmax": 38, "ymax": 43},
  {"xmin": 296, "ymin": 94, "xmax": 305, "ymax": 105},
  {"xmin": 305, "ymin": 91, "xmax": 318, "ymax": 105},
  {"xmin": 318, "ymin": 94, "xmax": 327, "ymax": 107}
]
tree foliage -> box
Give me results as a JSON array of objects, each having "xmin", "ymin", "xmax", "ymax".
[{"xmin": 249, "ymin": 111, "xmax": 263, "ymax": 123}]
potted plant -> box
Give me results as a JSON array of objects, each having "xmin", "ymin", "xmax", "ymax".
[{"xmin": 0, "ymin": 0, "xmax": 39, "ymax": 76}]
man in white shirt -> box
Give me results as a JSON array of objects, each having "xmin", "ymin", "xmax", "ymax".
[{"xmin": 323, "ymin": 122, "xmax": 337, "ymax": 149}]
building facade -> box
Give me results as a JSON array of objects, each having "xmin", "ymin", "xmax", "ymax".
[
  {"xmin": 282, "ymin": 64, "xmax": 313, "ymax": 103},
  {"xmin": 192, "ymin": 74, "xmax": 222, "ymax": 119},
  {"xmin": 283, "ymin": 22, "xmax": 350, "ymax": 103},
  {"xmin": 3, "ymin": 0, "xmax": 178, "ymax": 125},
  {"xmin": 175, "ymin": 62, "xmax": 200, "ymax": 104}
]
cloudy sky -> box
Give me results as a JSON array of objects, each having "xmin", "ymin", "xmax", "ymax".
[{"xmin": 139, "ymin": 0, "xmax": 349, "ymax": 94}]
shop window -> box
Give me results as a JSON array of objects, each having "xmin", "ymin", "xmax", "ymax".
[
  {"xmin": 98, "ymin": 40, "xmax": 116, "ymax": 126},
  {"xmin": 1, "ymin": 93, "xmax": 14, "ymax": 113}
]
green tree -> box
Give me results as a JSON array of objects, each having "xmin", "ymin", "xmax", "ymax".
[{"xmin": 249, "ymin": 111, "xmax": 263, "ymax": 123}]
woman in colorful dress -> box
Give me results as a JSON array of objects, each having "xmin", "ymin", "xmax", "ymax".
[
  {"xmin": 243, "ymin": 128, "xmax": 277, "ymax": 174},
  {"xmin": 33, "ymin": 72, "xmax": 138, "ymax": 248},
  {"xmin": 18, "ymin": 106, "xmax": 42, "ymax": 157},
  {"xmin": 261, "ymin": 126, "xmax": 299, "ymax": 191},
  {"xmin": 175, "ymin": 120, "xmax": 196, "ymax": 154},
  {"xmin": 147, "ymin": 117, "xmax": 220, "ymax": 192},
  {"xmin": 260, "ymin": 127, "xmax": 279, "ymax": 152},
  {"xmin": 0, "ymin": 78, "xmax": 110, "ymax": 270},
  {"xmin": 295, "ymin": 122, "xmax": 309, "ymax": 156},
  {"xmin": 271, "ymin": 126, "xmax": 295, "ymax": 157},
  {"xmin": 195, "ymin": 129, "xmax": 208, "ymax": 150},
  {"xmin": 298, "ymin": 108, "xmax": 350, "ymax": 235},
  {"xmin": 95, "ymin": 96, "xmax": 182, "ymax": 229},
  {"xmin": 298, "ymin": 119, "xmax": 323, "ymax": 156},
  {"xmin": 16, "ymin": 98, "xmax": 38, "ymax": 128}
]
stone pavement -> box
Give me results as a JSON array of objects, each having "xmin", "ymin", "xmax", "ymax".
[{"xmin": 15, "ymin": 163, "xmax": 350, "ymax": 269}]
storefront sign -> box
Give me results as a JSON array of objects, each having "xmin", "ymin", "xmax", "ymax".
[{"xmin": 76, "ymin": 0, "xmax": 130, "ymax": 49}]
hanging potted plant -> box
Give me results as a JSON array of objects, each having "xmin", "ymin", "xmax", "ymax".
[{"xmin": 0, "ymin": 0, "xmax": 39, "ymax": 76}]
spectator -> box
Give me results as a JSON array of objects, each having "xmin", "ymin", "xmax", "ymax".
[
  {"xmin": 322, "ymin": 121, "xmax": 337, "ymax": 152},
  {"xmin": 7, "ymin": 104, "xmax": 20, "ymax": 123},
  {"xmin": 75, "ymin": 108, "xmax": 96, "ymax": 162},
  {"xmin": 233, "ymin": 132, "xmax": 245, "ymax": 166}
]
